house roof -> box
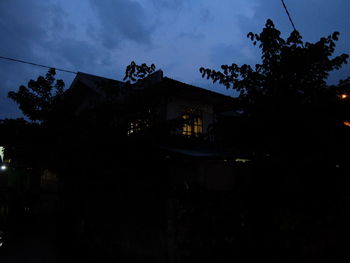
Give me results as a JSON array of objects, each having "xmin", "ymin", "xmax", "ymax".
[
  {"xmin": 69, "ymin": 72, "xmax": 124, "ymax": 93},
  {"xmin": 154, "ymin": 77, "xmax": 231, "ymax": 98},
  {"xmin": 65, "ymin": 71, "xmax": 238, "ymax": 112},
  {"xmin": 145, "ymin": 76, "xmax": 237, "ymax": 107}
]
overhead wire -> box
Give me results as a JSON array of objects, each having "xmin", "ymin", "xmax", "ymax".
[
  {"xmin": 1, "ymin": 2, "xmax": 302, "ymax": 76},
  {"xmin": 280, "ymin": 0, "xmax": 298, "ymax": 32},
  {"xmin": 0, "ymin": 55, "xmax": 77, "ymax": 74}
]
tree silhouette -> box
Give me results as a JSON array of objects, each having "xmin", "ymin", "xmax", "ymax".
[
  {"xmin": 199, "ymin": 19, "xmax": 350, "ymax": 262},
  {"xmin": 8, "ymin": 68, "xmax": 65, "ymax": 122},
  {"xmin": 200, "ymin": 19, "xmax": 348, "ymax": 103},
  {"xmin": 123, "ymin": 61, "xmax": 156, "ymax": 83},
  {"xmin": 200, "ymin": 19, "xmax": 349, "ymax": 156}
]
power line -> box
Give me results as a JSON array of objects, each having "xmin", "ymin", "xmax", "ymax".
[
  {"xmin": 0, "ymin": 55, "xmax": 77, "ymax": 74},
  {"xmin": 280, "ymin": 0, "xmax": 298, "ymax": 32}
]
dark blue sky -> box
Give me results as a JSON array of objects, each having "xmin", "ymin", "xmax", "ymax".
[{"xmin": 1, "ymin": 0, "xmax": 349, "ymax": 119}]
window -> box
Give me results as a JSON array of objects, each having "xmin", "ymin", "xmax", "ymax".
[
  {"xmin": 182, "ymin": 114, "xmax": 191, "ymax": 136},
  {"xmin": 127, "ymin": 120, "xmax": 141, "ymax": 135},
  {"xmin": 127, "ymin": 119, "xmax": 150, "ymax": 136},
  {"xmin": 181, "ymin": 109, "xmax": 203, "ymax": 136},
  {"xmin": 0, "ymin": 146, "xmax": 3, "ymax": 163}
]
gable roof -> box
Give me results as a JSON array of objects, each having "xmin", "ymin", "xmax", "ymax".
[
  {"xmin": 68, "ymin": 72, "xmax": 124, "ymax": 93},
  {"xmin": 145, "ymin": 76, "xmax": 237, "ymax": 108},
  {"xmin": 65, "ymin": 71, "xmax": 237, "ymax": 111}
]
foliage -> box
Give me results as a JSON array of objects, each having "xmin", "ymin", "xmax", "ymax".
[
  {"xmin": 8, "ymin": 68, "xmax": 65, "ymax": 122},
  {"xmin": 199, "ymin": 20, "xmax": 350, "ymax": 261},
  {"xmin": 200, "ymin": 19, "xmax": 350, "ymax": 156},
  {"xmin": 200, "ymin": 19, "xmax": 348, "ymax": 106},
  {"xmin": 123, "ymin": 61, "xmax": 156, "ymax": 83},
  {"xmin": 0, "ymin": 118, "xmax": 43, "ymax": 167}
]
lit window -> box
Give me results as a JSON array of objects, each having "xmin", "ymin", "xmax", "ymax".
[
  {"xmin": 344, "ymin": 121, "xmax": 350, "ymax": 127},
  {"xmin": 0, "ymin": 147, "xmax": 4, "ymax": 163},
  {"xmin": 340, "ymin": 94, "xmax": 349, "ymax": 100},
  {"xmin": 235, "ymin": 158, "xmax": 251, "ymax": 163},
  {"xmin": 127, "ymin": 119, "xmax": 150, "ymax": 135},
  {"xmin": 193, "ymin": 116, "xmax": 203, "ymax": 135},
  {"xmin": 181, "ymin": 109, "xmax": 203, "ymax": 136},
  {"xmin": 128, "ymin": 120, "xmax": 140, "ymax": 135},
  {"xmin": 182, "ymin": 114, "xmax": 191, "ymax": 136}
]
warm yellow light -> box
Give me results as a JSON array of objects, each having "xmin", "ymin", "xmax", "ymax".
[
  {"xmin": 0, "ymin": 147, "xmax": 4, "ymax": 163},
  {"xmin": 235, "ymin": 158, "xmax": 251, "ymax": 163},
  {"xmin": 340, "ymin": 94, "xmax": 349, "ymax": 100},
  {"xmin": 344, "ymin": 121, "xmax": 350, "ymax": 127},
  {"xmin": 181, "ymin": 113, "xmax": 203, "ymax": 136}
]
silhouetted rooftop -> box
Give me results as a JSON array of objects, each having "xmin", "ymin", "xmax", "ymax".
[{"xmin": 151, "ymin": 76, "xmax": 233, "ymax": 100}]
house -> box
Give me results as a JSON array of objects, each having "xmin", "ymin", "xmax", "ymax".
[
  {"xmin": 54, "ymin": 70, "xmax": 252, "ymax": 263},
  {"xmin": 62, "ymin": 70, "xmax": 236, "ymax": 140}
]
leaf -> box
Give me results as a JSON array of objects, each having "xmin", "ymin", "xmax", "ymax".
[
  {"xmin": 332, "ymin": 32, "xmax": 339, "ymax": 41},
  {"xmin": 247, "ymin": 32, "xmax": 254, "ymax": 40}
]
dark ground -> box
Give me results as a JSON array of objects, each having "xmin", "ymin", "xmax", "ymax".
[{"xmin": 0, "ymin": 193, "xmax": 65, "ymax": 263}]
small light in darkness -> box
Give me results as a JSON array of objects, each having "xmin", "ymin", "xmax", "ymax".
[
  {"xmin": 340, "ymin": 94, "xmax": 349, "ymax": 100},
  {"xmin": 344, "ymin": 121, "xmax": 350, "ymax": 127}
]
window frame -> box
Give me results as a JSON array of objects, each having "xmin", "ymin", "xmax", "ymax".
[{"xmin": 181, "ymin": 108, "xmax": 203, "ymax": 137}]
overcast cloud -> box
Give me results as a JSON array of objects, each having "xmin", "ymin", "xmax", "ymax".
[{"xmin": 1, "ymin": 0, "xmax": 349, "ymax": 118}]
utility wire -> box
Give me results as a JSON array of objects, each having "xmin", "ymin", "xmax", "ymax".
[
  {"xmin": 280, "ymin": 0, "xmax": 298, "ymax": 32},
  {"xmin": 0, "ymin": 55, "xmax": 77, "ymax": 74}
]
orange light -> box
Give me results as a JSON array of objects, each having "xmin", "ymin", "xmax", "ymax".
[
  {"xmin": 340, "ymin": 94, "xmax": 349, "ymax": 99},
  {"xmin": 344, "ymin": 121, "xmax": 350, "ymax": 127}
]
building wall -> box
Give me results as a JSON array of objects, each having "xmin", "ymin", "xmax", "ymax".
[{"xmin": 165, "ymin": 96, "xmax": 214, "ymax": 136}]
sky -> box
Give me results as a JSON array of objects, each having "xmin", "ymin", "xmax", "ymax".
[{"xmin": 0, "ymin": 0, "xmax": 350, "ymax": 119}]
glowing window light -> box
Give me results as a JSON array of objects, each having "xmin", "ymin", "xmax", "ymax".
[
  {"xmin": 235, "ymin": 158, "xmax": 251, "ymax": 163},
  {"xmin": 340, "ymin": 94, "xmax": 349, "ymax": 100},
  {"xmin": 127, "ymin": 119, "xmax": 151, "ymax": 136},
  {"xmin": 193, "ymin": 117, "xmax": 203, "ymax": 135},
  {"xmin": 0, "ymin": 147, "xmax": 4, "ymax": 163},
  {"xmin": 181, "ymin": 110, "xmax": 203, "ymax": 136},
  {"xmin": 182, "ymin": 114, "xmax": 191, "ymax": 136},
  {"xmin": 344, "ymin": 121, "xmax": 350, "ymax": 127}
]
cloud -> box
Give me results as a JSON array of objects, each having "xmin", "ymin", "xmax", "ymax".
[
  {"xmin": 178, "ymin": 32, "xmax": 205, "ymax": 40},
  {"xmin": 199, "ymin": 8, "xmax": 212, "ymax": 23},
  {"xmin": 1, "ymin": 0, "xmax": 349, "ymax": 119},
  {"xmin": 210, "ymin": 43, "xmax": 259, "ymax": 67},
  {"xmin": 49, "ymin": 39, "xmax": 97, "ymax": 69},
  {"xmin": 0, "ymin": 0, "xmax": 50, "ymax": 58},
  {"xmin": 0, "ymin": 0, "xmax": 105, "ymax": 118},
  {"xmin": 151, "ymin": 0, "xmax": 185, "ymax": 10},
  {"xmin": 89, "ymin": 0, "xmax": 155, "ymax": 49},
  {"xmin": 0, "ymin": 0, "xmax": 67, "ymax": 118}
]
